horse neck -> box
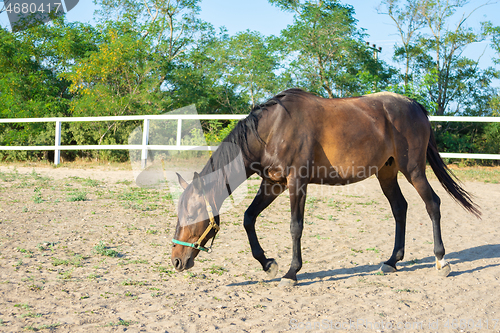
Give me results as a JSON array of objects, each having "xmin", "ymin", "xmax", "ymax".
[{"xmin": 200, "ymin": 150, "xmax": 257, "ymax": 212}]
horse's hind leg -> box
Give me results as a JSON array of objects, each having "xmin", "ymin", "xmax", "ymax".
[
  {"xmin": 377, "ymin": 164, "xmax": 408, "ymax": 272},
  {"xmin": 409, "ymin": 169, "xmax": 451, "ymax": 277},
  {"xmin": 244, "ymin": 179, "xmax": 285, "ymax": 278}
]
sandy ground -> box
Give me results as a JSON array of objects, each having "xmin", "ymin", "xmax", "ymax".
[{"xmin": 0, "ymin": 164, "xmax": 499, "ymax": 332}]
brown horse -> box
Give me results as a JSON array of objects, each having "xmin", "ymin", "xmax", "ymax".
[{"xmin": 171, "ymin": 89, "xmax": 480, "ymax": 286}]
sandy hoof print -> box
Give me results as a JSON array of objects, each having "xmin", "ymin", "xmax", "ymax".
[
  {"xmin": 265, "ymin": 259, "xmax": 279, "ymax": 279},
  {"xmin": 379, "ymin": 263, "xmax": 397, "ymax": 273},
  {"xmin": 278, "ymin": 278, "xmax": 298, "ymax": 287}
]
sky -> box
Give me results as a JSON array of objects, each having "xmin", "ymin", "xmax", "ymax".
[{"xmin": 1, "ymin": 0, "xmax": 499, "ymax": 72}]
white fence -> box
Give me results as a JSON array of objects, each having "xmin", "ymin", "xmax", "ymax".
[{"xmin": 0, "ymin": 115, "xmax": 499, "ymax": 165}]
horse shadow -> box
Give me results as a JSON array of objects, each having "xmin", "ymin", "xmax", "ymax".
[{"xmin": 227, "ymin": 244, "xmax": 500, "ymax": 287}]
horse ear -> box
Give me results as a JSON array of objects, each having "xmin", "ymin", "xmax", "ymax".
[
  {"xmin": 176, "ymin": 173, "xmax": 189, "ymax": 190},
  {"xmin": 192, "ymin": 172, "xmax": 203, "ymax": 192}
]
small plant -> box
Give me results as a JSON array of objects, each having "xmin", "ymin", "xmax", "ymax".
[
  {"xmin": 67, "ymin": 191, "xmax": 87, "ymax": 202},
  {"xmin": 14, "ymin": 303, "xmax": 31, "ymax": 310},
  {"xmin": 24, "ymin": 323, "xmax": 60, "ymax": 331},
  {"xmin": 51, "ymin": 255, "xmax": 84, "ymax": 267},
  {"xmin": 59, "ymin": 269, "xmax": 74, "ymax": 280},
  {"xmin": 105, "ymin": 319, "xmax": 135, "ymax": 327},
  {"xmin": 32, "ymin": 188, "xmax": 43, "ymax": 204},
  {"xmin": 20, "ymin": 312, "xmax": 42, "ymax": 318},
  {"xmin": 395, "ymin": 288, "xmax": 418, "ymax": 293},
  {"xmin": 155, "ymin": 266, "xmax": 175, "ymax": 275},
  {"xmin": 406, "ymin": 259, "xmax": 419, "ymax": 266},
  {"xmin": 185, "ymin": 271, "xmax": 196, "ymax": 278},
  {"xmin": 121, "ymin": 279, "xmax": 145, "ymax": 286},
  {"xmin": 83, "ymin": 178, "xmax": 100, "ymax": 187},
  {"xmin": 93, "ymin": 241, "xmax": 119, "ymax": 257},
  {"xmin": 204, "ymin": 265, "xmax": 228, "ymax": 276}
]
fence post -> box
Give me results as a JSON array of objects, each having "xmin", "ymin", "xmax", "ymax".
[
  {"xmin": 54, "ymin": 121, "xmax": 61, "ymax": 165},
  {"xmin": 141, "ymin": 118, "xmax": 150, "ymax": 168},
  {"xmin": 176, "ymin": 119, "xmax": 182, "ymax": 147}
]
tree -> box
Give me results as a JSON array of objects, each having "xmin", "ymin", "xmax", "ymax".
[
  {"xmin": 378, "ymin": 0, "xmax": 426, "ymax": 90},
  {"xmin": 214, "ymin": 30, "xmax": 284, "ymax": 109},
  {"xmin": 94, "ymin": 0, "xmax": 203, "ymax": 83},
  {"xmin": 272, "ymin": 0, "xmax": 390, "ymax": 98},
  {"xmin": 380, "ymin": 0, "xmax": 498, "ymax": 115},
  {"xmin": 0, "ymin": 19, "xmax": 99, "ymax": 161}
]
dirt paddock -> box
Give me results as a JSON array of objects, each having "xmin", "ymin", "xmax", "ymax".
[{"xmin": 0, "ymin": 163, "xmax": 499, "ymax": 332}]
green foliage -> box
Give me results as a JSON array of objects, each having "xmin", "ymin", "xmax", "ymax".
[
  {"xmin": 279, "ymin": 0, "xmax": 393, "ymax": 98},
  {"xmin": 0, "ymin": 1, "xmax": 499, "ymax": 164},
  {"xmin": 93, "ymin": 241, "xmax": 119, "ymax": 257},
  {"xmin": 66, "ymin": 190, "xmax": 87, "ymax": 202}
]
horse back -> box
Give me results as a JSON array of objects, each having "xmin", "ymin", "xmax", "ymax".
[{"xmin": 258, "ymin": 91, "xmax": 430, "ymax": 185}]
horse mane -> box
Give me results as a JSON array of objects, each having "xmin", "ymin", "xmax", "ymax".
[{"xmin": 200, "ymin": 89, "xmax": 311, "ymax": 179}]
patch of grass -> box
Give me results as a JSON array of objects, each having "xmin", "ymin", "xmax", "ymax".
[
  {"xmin": 146, "ymin": 229, "xmax": 158, "ymax": 235},
  {"xmin": 28, "ymin": 284, "xmax": 44, "ymax": 291},
  {"xmin": 356, "ymin": 200, "xmax": 378, "ymax": 206},
  {"xmin": 58, "ymin": 269, "xmax": 74, "ymax": 280},
  {"xmin": 119, "ymin": 259, "xmax": 148, "ymax": 266},
  {"xmin": 51, "ymin": 255, "xmax": 85, "ymax": 267},
  {"xmin": 17, "ymin": 247, "xmax": 34, "ymax": 258},
  {"xmin": 406, "ymin": 259, "xmax": 419, "ymax": 266},
  {"xmin": 366, "ymin": 247, "xmax": 380, "ymax": 253},
  {"xmin": 395, "ymin": 288, "xmax": 419, "ymax": 293},
  {"xmin": 20, "ymin": 312, "xmax": 42, "ymax": 318},
  {"xmin": 104, "ymin": 319, "xmax": 135, "ymax": 327},
  {"xmin": 14, "ymin": 303, "xmax": 31, "ymax": 310},
  {"xmin": 93, "ymin": 241, "xmax": 119, "ymax": 257},
  {"xmin": 445, "ymin": 167, "xmax": 500, "ymax": 184},
  {"xmin": 83, "ymin": 178, "xmax": 100, "ymax": 187},
  {"xmin": 37, "ymin": 242, "xmax": 59, "ymax": 251},
  {"xmin": 66, "ymin": 190, "xmax": 87, "ymax": 202},
  {"xmin": 155, "ymin": 266, "xmax": 175, "ymax": 275},
  {"xmin": 24, "ymin": 323, "xmax": 60, "ymax": 331},
  {"xmin": 116, "ymin": 180, "xmax": 133, "ymax": 185},
  {"xmin": 204, "ymin": 264, "xmax": 228, "ymax": 276},
  {"xmin": 351, "ymin": 248, "xmax": 363, "ymax": 253},
  {"xmin": 121, "ymin": 279, "xmax": 146, "ymax": 286},
  {"xmin": 32, "ymin": 188, "xmax": 43, "ymax": 204}
]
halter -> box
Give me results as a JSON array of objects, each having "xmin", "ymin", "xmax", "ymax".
[{"xmin": 172, "ymin": 188, "xmax": 219, "ymax": 253}]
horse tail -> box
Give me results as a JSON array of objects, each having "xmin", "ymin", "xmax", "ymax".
[{"xmin": 418, "ymin": 103, "xmax": 481, "ymax": 218}]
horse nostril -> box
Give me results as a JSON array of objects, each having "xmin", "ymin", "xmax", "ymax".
[{"xmin": 173, "ymin": 258, "xmax": 182, "ymax": 270}]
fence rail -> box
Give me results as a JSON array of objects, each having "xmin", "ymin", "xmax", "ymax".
[{"xmin": 1, "ymin": 114, "xmax": 499, "ymax": 165}]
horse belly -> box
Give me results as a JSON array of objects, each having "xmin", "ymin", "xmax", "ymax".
[{"xmin": 311, "ymin": 123, "xmax": 391, "ymax": 185}]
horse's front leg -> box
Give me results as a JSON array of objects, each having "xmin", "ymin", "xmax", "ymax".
[
  {"xmin": 279, "ymin": 176, "xmax": 308, "ymax": 287},
  {"xmin": 244, "ymin": 179, "xmax": 285, "ymax": 278}
]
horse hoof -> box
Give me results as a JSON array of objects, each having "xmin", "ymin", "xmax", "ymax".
[
  {"xmin": 278, "ymin": 278, "xmax": 297, "ymax": 287},
  {"xmin": 379, "ymin": 263, "xmax": 397, "ymax": 273},
  {"xmin": 437, "ymin": 263, "xmax": 452, "ymax": 277},
  {"xmin": 265, "ymin": 259, "xmax": 279, "ymax": 279}
]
